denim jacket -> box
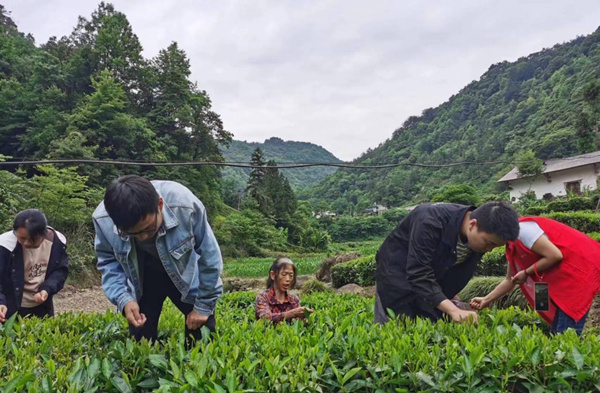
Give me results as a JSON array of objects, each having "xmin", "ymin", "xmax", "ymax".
[{"xmin": 93, "ymin": 181, "xmax": 223, "ymax": 316}]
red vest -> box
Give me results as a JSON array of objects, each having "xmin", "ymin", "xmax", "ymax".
[{"xmin": 506, "ymin": 217, "xmax": 600, "ymax": 323}]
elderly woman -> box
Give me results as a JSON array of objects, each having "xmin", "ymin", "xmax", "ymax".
[
  {"xmin": 0, "ymin": 209, "xmax": 69, "ymax": 322},
  {"xmin": 255, "ymin": 258, "xmax": 313, "ymax": 323}
]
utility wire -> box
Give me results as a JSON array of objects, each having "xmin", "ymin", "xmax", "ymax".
[{"xmin": 0, "ymin": 158, "xmax": 554, "ymax": 169}]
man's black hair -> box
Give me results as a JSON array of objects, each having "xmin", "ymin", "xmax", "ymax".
[
  {"xmin": 13, "ymin": 209, "xmax": 48, "ymax": 238},
  {"xmin": 104, "ymin": 175, "xmax": 159, "ymax": 231},
  {"xmin": 470, "ymin": 201, "xmax": 520, "ymax": 241}
]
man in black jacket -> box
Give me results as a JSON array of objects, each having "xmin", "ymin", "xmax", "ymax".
[
  {"xmin": 0, "ymin": 209, "xmax": 69, "ymax": 321},
  {"xmin": 375, "ymin": 202, "xmax": 519, "ymax": 325}
]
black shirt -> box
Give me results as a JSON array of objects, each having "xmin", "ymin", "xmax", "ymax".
[{"xmin": 375, "ymin": 203, "xmax": 482, "ymax": 315}]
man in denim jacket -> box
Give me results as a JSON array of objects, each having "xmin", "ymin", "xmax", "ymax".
[{"xmin": 93, "ymin": 175, "xmax": 222, "ymax": 345}]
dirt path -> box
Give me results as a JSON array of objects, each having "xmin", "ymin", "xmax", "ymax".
[
  {"xmin": 53, "ymin": 276, "xmax": 315, "ymax": 314},
  {"xmin": 54, "ymin": 285, "xmax": 115, "ymax": 314}
]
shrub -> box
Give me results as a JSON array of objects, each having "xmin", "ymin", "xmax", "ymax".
[
  {"xmin": 296, "ymin": 225, "xmax": 331, "ymax": 252},
  {"xmin": 3, "ymin": 292, "xmax": 598, "ymax": 392},
  {"xmin": 315, "ymin": 252, "xmax": 361, "ymax": 282},
  {"xmin": 213, "ymin": 209, "xmax": 288, "ymax": 257},
  {"xmin": 459, "ymin": 276, "xmax": 529, "ymax": 310},
  {"xmin": 543, "ymin": 211, "xmax": 600, "ymax": 233},
  {"xmin": 545, "ymin": 196, "xmax": 598, "ymax": 212},
  {"xmin": 586, "ymin": 232, "xmax": 600, "ymax": 242},
  {"xmin": 380, "ymin": 207, "xmax": 409, "ymax": 226},
  {"xmin": 328, "ymin": 215, "xmax": 393, "ymax": 242},
  {"xmin": 476, "ymin": 246, "xmax": 507, "ymax": 276},
  {"xmin": 431, "ymin": 184, "xmax": 480, "ymax": 206},
  {"xmin": 524, "ymin": 205, "xmax": 548, "ymax": 215},
  {"xmin": 0, "ymin": 170, "xmax": 28, "ymax": 229},
  {"xmin": 301, "ymin": 279, "xmax": 333, "ymax": 295},
  {"xmin": 331, "ymin": 255, "xmax": 376, "ymax": 288},
  {"xmin": 524, "ymin": 196, "xmax": 600, "ymax": 215}
]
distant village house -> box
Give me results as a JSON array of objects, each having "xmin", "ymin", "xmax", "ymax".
[
  {"xmin": 364, "ymin": 204, "xmax": 389, "ymax": 216},
  {"xmin": 498, "ymin": 151, "xmax": 600, "ymax": 202},
  {"xmin": 314, "ymin": 211, "xmax": 337, "ymax": 219}
]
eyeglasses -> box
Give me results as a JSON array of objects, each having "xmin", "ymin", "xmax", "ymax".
[{"xmin": 118, "ymin": 213, "xmax": 159, "ymax": 237}]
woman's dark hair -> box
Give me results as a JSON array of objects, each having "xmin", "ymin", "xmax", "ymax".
[
  {"xmin": 104, "ymin": 175, "xmax": 159, "ymax": 231},
  {"xmin": 470, "ymin": 201, "xmax": 520, "ymax": 241},
  {"xmin": 266, "ymin": 258, "xmax": 297, "ymax": 289},
  {"xmin": 13, "ymin": 209, "xmax": 48, "ymax": 238}
]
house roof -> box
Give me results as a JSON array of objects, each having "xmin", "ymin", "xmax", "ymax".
[{"xmin": 498, "ymin": 150, "xmax": 600, "ymax": 182}]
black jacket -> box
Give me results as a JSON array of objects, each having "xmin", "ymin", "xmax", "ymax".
[
  {"xmin": 0, "ymin": 228, "xmax": 69, "ymax": 317},
  {"xmin": 376, "ymin": 203, "xmax": 482, "ymax": 316}
]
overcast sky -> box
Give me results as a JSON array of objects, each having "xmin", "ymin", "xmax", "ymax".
[{"xmin": 4, "ymin": 1, "xmax": 600, "ymax": 161}]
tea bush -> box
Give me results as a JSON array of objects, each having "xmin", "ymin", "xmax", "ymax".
[{"xmin": 1, "ymin": 292, "xmax": 599, "ymax": 392}]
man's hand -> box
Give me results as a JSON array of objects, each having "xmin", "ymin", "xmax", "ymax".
[
  {"xmin": 0, "ymin": 305, "xmax": 7, "ymax": 323},
  {"xmin": 186, "ymin": 310, "xmax": 209, "ymax": 330},
  {"xmin": 511, "ymin": 270, "xmax": 528, "ymax": 285},
  {"xmin": 124, "ymin": 301, "xmax": 146, "ymax": 327},
  {"xmin": 33, "ymin": 290, "xmax": 48, "ymax": 304},
  {"xmin": 449, "ymin": 309, "xmax": 478, "ymax": 325},
  {"xmin": 470, "ymin": 297, "xmax": 491, "ymax": 310}
]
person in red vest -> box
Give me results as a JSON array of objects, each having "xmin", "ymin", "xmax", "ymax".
[{"xmin": 470, "ymin": 217, "xmax": 600, "ymax": 334}]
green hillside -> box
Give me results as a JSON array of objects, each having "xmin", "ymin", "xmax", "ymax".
[
  {"xmin": 308, "ymin": 27, "xmax": 600, "ymax": 213},
  {"xmin": 220, "ymin": 137, "xmax": 342, "ymax": 191}
]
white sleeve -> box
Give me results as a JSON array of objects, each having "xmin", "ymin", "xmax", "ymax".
[{"xmin": 518, "ymin": 221, "xmax": 545, "ymax": 250}]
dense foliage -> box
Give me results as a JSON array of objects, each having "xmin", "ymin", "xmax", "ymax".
[
  {"xmin": 242, "ymin": 150, "xmax": 330, "ymax": 254},
  {"xmin": 0, "ymin": 3, "xmax": 231, "ymax": 213},
  {"xmin": 308, "ymin": 27, "xmax": 600, "ymax": 213},
  {"xmin": 2, "ymin": 292, "xmax": 599, "ymax": 392},
  {"xmin": 331, "ymin": 255, "xmax": 376, "ymax": 288},
  {"xmin": 477, "ymin": 246, "xmax": 508, "ymax": 276},
  {"xmin": 458, "ymin": 276, "xmax": 529, "ymax": 310},
  {"xmin": 524, "ymin": 195, "xmax": 599, "ymax": 215},
  {"xmin": 318, "ymin": 208, "xmax": 408, "ymax": 243}
]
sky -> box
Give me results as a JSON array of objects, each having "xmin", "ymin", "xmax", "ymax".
[{"xmin": 4, "ymin": 0, "xmax": 600, "ymax": 161}]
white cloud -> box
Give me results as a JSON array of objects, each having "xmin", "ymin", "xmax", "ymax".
[{"xmin": 4, "ymin": 0, "xmax": 600, "ymax": 160}]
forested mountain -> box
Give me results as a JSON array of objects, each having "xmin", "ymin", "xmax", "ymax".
[
  {"xmin": 220, "ymin": 137, "xmax": 341, "ymax": 191},
  {"xmin": 308, "ymin": 27, "xmax": 600, "ymax": 213},
  {"xmin": 0, "ymin": 2, "xmax": 231, "ymax": 212}
]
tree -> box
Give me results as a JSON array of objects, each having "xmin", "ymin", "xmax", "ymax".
[
  {"xmin": 63, "ymin": 2, "xmax": 148, "ymax": 104},
  {"xmin": 148, "ymin": 42, "xmax": 193, "ymax": 159},
  {"xmin": 246, "ymin": 148, "xmax": 266, "ymax": 203},
  {"xmin": 245, "ymin": 153, "xmax": 298, "ymax": 228},
  {"xmin": 431, "ymin": 184, "xmax": 480, "ymax": 206},
  {"xmin": 0, "ymin": 5, "xmax": 18, "ymax": 30},
  {"xmin": 48, "ymin": 70, "xmax": 163, "ymax": 183},
  {"xmin": 576, "ymin": 80, "xmax": 600, "ymax": 153},
  {"xmin": 516, "ymin": 149, "xmax": 544, "ymax": 179}
]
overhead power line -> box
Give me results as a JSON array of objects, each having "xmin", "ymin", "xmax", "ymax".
[{"xmin": 0, "ymin": 157, "xmax": 554, "ymax": 169}]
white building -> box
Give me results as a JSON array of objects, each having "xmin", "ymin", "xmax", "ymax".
[{"xmin": 498, "ymin": 151, "xmax": 600, "ymax": 202}]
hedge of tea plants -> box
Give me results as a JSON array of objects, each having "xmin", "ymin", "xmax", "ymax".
[{"xmin": 1, "ymin": 292, "xmax": 599, "ymax": 392}]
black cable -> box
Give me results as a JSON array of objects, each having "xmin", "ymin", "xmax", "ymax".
[{"xmin": 0, "ymin": 158, "xmax": 547, "ymax": 169}]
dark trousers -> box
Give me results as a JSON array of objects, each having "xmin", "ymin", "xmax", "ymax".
[
  {"xmin": 128, "ymin": 264, "xmax": 215, "ymax": 349},
  {"xmin": 551, "ymin": 306, "xmax": 589, "ymax": 335},
  {"xmin": 18, "ymin": 300, "xmax": 54, "ymax": 318}
]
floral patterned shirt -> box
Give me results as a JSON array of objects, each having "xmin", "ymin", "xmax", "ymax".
[{"xmin": 255, "ymin": 287, "xmax": 301, "ymax": 323}]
